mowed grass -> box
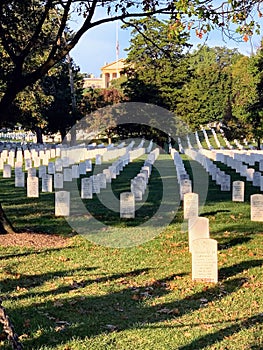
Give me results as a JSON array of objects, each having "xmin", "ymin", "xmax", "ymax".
[{"xmin": 0, "ymin": 150, "xmax": 262, "ymax": 349}]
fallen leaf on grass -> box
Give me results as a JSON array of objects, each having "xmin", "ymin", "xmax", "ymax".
[
  {"xmin": 23, "ymin": 319, "xmax": 30, "ymax": 328},
  {"xmin": 58, "ymin": 256, "xmax": 70, "ymax": 262},
  {"xmin": 55, "ymin": 320, "xmax": 71, "ymax": 332},
  {"xmin": 53, "ymin": 300, "xmax": 64, "ymax": 307},
  {"xmin": 157, "ymin": 308, "xmax": 180, "ymax": 315},
  {"xmin": 105, "ymin": 324, "xmax": 118, "ymax": 332}
]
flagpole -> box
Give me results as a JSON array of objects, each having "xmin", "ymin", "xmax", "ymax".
[{"xmin": 116, "ymin": 20, "xmax": 119, "ymax": 77}]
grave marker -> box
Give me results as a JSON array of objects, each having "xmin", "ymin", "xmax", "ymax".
[
  {"xmin": 42, "ymin": 174, "xmax": 53, "ymax": 192},
  {"xmin": 192, "ymin": 238, "xmax": 218, "ymax": 283},
  {"xmin": 15, "ymin": 172, "xmax": 25, "ymax": 187},
  {"xmin": 81, "ymin": 177, "xmax": 93, "ymax": 199},
  {"xmin": 120, "ymin": 192, "xmax": 135, "ymax": 219},
  {"xmin": 184, "ymin": 193, "xmax": 199, "ymax": 219},
  {"xmin": 3, "ymin": 164, "xmax": 11, "ymax": 178},
  {"xmin": 63, "ymin": 168, "xmax": 72, "ymax": 182},
  {"xmin": 55, "ymin": 191, "xmax": 70, "ymax": 216},
  {"xmin": 232, "ymin": 181, "xmax": 244, "ymax": 202},
  {"xmin": 188, "ymin": 217, "xmax": 209, "ymax": 252},
  {"xmin": 54, "ymin": 173, "xmax": 63, "ymax": 189},
  {"xmin": 251, "ymin": 194, "xmax": 263, "ymax": 222},
  {"xmin": 27, "ymin": 176, "xmax": 39, "ymax": 197}
]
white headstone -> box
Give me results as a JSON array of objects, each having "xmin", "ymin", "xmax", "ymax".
[
  {"xmin": 50, "ymin": 149, "xmax": 56, "ymax": 158},
  {"xmin": 3, "ymin": 164, "xmax": 11, "ymax": 178},
  {"xmin": 246, "ymin": 168, "xmax": 255, "ymax": 181},
  {"xmin": 103, "ymin": 168, "xmax": 112, "ymax": 183},
  {"xmin": 81, "ymin": 177, "xmax": 93, "ymax": 199},
  {"xmin": 188, "ymin": 217, "xmax": 209, "ymax": 252},
  {"xmin": 72, "ymin": 165, "xmax": 80, "ymax": 179},
  {"xmin": 15, "ymin": 172, "xmax": 25, "ymax": 187},
  {"xmin": 131, "ymin": 182, "xmax": 143, "ymax": 201},
  {"xmin": 232, "ymin": 181, "xmax": 245, "ymax": 202},
  {"xmin": 54, "ymin": 173, "xmax": 63, "ymax": 189},
  {"xmin": 55, "ymin": 191, "xmax": 70, "ymax": 216},
  {"xmin": 251, "ymin": 194, "xmax": 263, "ymax": 222},
  {"xmin": 79, "ymin": 162, "xmax": 86, "ymax": 175},
  {"xmin": 95, "ymin": 154, "xmax": 102, "ymax": 165},
  {"xmin": 85, "ymin": 159, "xmax": 92, "ymax": 172},
  {"xmin": 48, "ymin": 162, "xmax": 55, "ymax": 175},
  {"xmin": 192, "ymin": 238, "xmax": 218, "ymax": 283},
  {"xmin": 220, "ymin": 174, "xmax": 231, "ymax": 191},
  {"xmin": 252, "ymin": 171, "xmax": 261, "ymax": 187},
  {"xmin": 55, "ymin": 158, "xmax": 63, "ymax": 172},
  {"xmin": 42, "ymin": 155, "xmax": 49, "ymax": 166},
  {"xmin": 184, "ymin": 193, "xmax": 199, "ymax": 219},
  {"xmin": 27, "ymin": 176, "xmax": 39, "ymax": 197},
  {"xmin": 62, "ymin": 157, "xmax": 70, "ymax": 168},
  {"xmin": 120, "ymin": 192, "xmax": 135, "ymax": 219},
  {"xmin": 24, "ymin": 158, "xmax": 32, "ymax": 170},
  {"xmin": 38, "ymin": 165, "xmax": 47, "ymax": 178},
  {"xmin": 98, "ymin": 173, "xmax": 107, "ymax": 189},
  {"xmin": 63, "ymin": 168, "xmax": 72, "ymax": 182},
  {"xmin": 92, "ymin": 175, "xmax": 100, "ymax": 194},
  {"xmin": 180, "ymin": 179, "xmax": 192, "ymax": 200},
  {"xmin": 42, "ymin": 174, "xmax": 53, "ymax": 192},
  {"xmin": 28, "ymin": 167, "xmax": 37, "ymax": 178}
]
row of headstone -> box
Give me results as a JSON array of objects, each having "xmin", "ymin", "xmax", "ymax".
[
  {"xmin": 56, "ymin": 145, "xmax": 132, "ymax": 212},
  {"xmin": 211, "ymin": 128, "xmax": 222, "ymax": 149},
  {"xmin": 120, "ymin": 148, "xmax": 159, "ymax": 218},
  {"xmin": 171, "ymin": 148, "xmax": 192, "ymax": 200},
  {"xmin": 185, "ymin": 148, "xmax": 263, "ymax": 221},
  {"xmin": 183, "ymin": 192, "xmax": 218, "ymax": 283},
  {"xmin": 202, "ymin": 128, "xmax": 213, "ymax": 150},
  {"xmin": 195, "ymin": 131, "xmax": 203, "ymax": 150},
  {"xmin": 186, "ymin": 135, "xmax": 193, "ymax": 149},
  {"xmin": 129, "ymin": 147, "xmax": 145, "ymax": 162},
  {"xmin": 0, "ymin": 140, "xmax": 135, "ymax": 173},
  {"xmin": 177, "ymin": 137, "xmax": 184, "ymax": 154},
  {"xmin": 130, "ymin": 149, "xmax": 158, "ymax": 201},
  {"xmin": 233, "ymin": 139, "xmax": 244, "ymax": 150},
  {"xmin": 146, "ymin": 140, "xmax": 153, "ymax": 154},
  {"xmin": 81, "ymin": 148, "xmax": 146, "ymax": 200},
  {"xmin": 213, "ymin": 151, "xmax": 263, "ymax": 190}
]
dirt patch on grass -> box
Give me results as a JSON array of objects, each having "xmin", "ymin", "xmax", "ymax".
[{"xmin": 0, "ymin": 232, "xmax": 72, "ymax": 249}]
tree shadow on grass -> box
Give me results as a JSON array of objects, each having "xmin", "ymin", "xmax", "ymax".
[
  {"xmin": 1, "ymin": 258, "xmax": 261, "ymax": 349},
  {"xmin": 217, "ymin": 236, "xmax": 252, "ymax": 250},
  {"xmin": 0, "ymin": 245, "xmax": 76, "ymax": 260},
  {"xmin": 177, "ymin": 313, "xmax": 263, "ymax": 350},
  {"xmin": 0, "ymin": 267, "xmax": 153, "ymax": 295},
  {"xmin": 12, "ymin": 276, "xmax": 246, "ymax": 349},
  {"xmin": 219, "ymin": 259, "xmax": 263, "ymax": 280},
  {"xmin": 3, "ymin": 258, "xmax": 260, "ymax": 349}
]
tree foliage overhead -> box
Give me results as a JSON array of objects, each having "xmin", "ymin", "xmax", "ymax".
[
  {"xmin": 176, "ymin": 45, "xmax": 242, "ymax": 130},
  {"xmin": 0, "ymin": 0, "xmax": 262, "ymax": 122},
  {"xmin": 122, "ymin": 16, "xmax": 191, "ymax": 110}
]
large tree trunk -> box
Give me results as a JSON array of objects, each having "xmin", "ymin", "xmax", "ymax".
[
  {"xmin": 60, "ymin": 128, "xmax": 67, "ymax": 143},
  {"xmin": 0, "ymin": 204, "xmax": 15, "ymax": 234},
  {"xmin": 257, "ymin": 138, "xmax": 261, "ymax": 150},
  {"xmin": 35, "ymin": 126, "xmax": 43, "ymax": 144}
]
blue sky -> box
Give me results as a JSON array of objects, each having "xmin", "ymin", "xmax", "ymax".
[{"xmin": 70, "ymin": 15, "xmax": 262, "ymax": 77}]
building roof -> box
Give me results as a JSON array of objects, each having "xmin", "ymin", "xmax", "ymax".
[{"xmin": 101, "ymin": 58, "xmax": 126, "ymax": 72}]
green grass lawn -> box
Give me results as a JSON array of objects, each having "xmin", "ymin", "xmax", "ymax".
[{"xmin": 0, "ymin": 151, "xmax": 262, "ymax": 349}]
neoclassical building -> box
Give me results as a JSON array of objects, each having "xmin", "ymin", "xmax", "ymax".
[{"xmin": 83, "ymin": 58, "xmax": 126, "ymax": 89}]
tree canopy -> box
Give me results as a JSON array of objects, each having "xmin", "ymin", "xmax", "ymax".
[{"xmin": 0, "ymin": 0, "xmax": 262, "ymax": 122}]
